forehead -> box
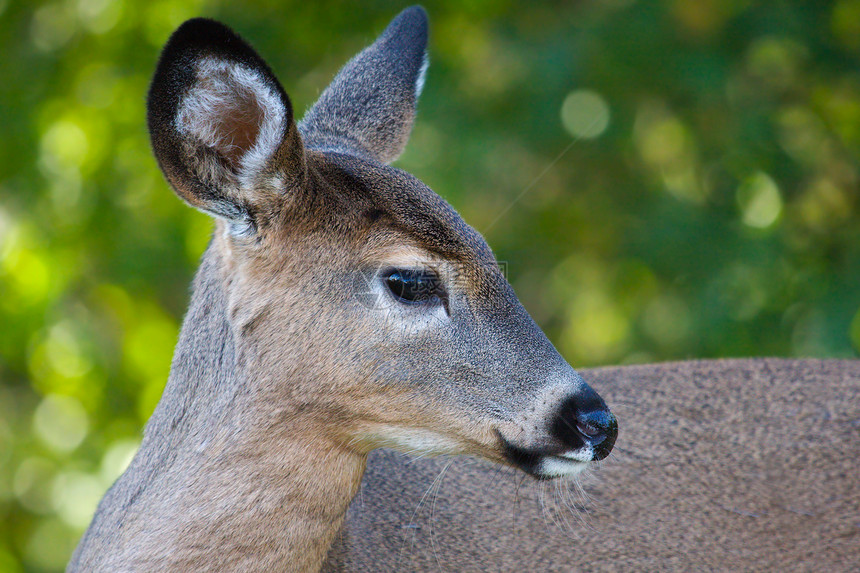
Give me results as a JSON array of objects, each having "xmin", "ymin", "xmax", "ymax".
[{"xmin": 313, "ymin": 151, "xmax": 496, "ymax": 265}]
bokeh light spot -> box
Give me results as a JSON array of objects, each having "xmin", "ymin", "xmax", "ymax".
[
  {"xmin": 746, "ymin": 37, "xmax": 806, "ymax": 91},
  {"xmin": 13, "ymin": 458, "xmax": 56, "ymax": 514},
  {"xmin": 0, "ymin": 207, "xmax": 11, "ymax": 260},
  {"xmin": 634, "ymin": 102, "xmax": 706, "ymax": 203},
  {"xmin": 832, "ymin": 0, "xmax": 860, "ymax": 52},
  {"xmin": 78, "ymin": 0, "xmax": 124, "ymax": 34},
  {"xmin": 797, "ymin": 178, "xmax": 853, "ymax": 231},
  {"xmin": 3, "ymin": 247, "xmax": 52, "ymax": 306},
  {"xmin": 24, "ymin": 518, "xmax": 79, "ymax": 570},
  {"xmin": 33, "ymin": 394, "xmax": 89, "ymax": 453},
  {"xmin": 30, "ymin": 3, "xmax": 77, "ymax": 51},
  {"xmin": 561, "ymin": 90, "xmax": 610, "ymax": 139},
  {"xmin": 41, "ymin": 120, "xmax": 89, "ymax": 169},
  {"xmin": 52, "ymin": 471, "xmax": 104, "ymax": 529},
  {"xmin": 44, "ymin": 322, "xmax": 93, "ymax": 379},
  {"xmin": 561, "ymin": 290, "xmax": 630, "ymax": 363},
  {"xmin": 737, "ymin": 171, "xmax": 782, "ymax": 228}
]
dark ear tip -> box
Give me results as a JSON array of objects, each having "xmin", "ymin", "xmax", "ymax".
[
  {"xmin": 148, "ymin": 18, "xmax": 244, "ymax": 130},
  {"xmin": 173, "ymin": 17, "xmax": 229, "ymax": 35},
  {"xmin": 399, "ymin": 5, "xmax": 428, "ymax": 25},
  {"xmin": 149, "ymin": 15, "xmax": 290, "ymax": 122},
  {"xmin": 388, "ymin": 5, "xmax": 429, "ymax": 39},
  {"xmin": 164, "ymin": 17, "xmax": 245, "ymax": 54}
]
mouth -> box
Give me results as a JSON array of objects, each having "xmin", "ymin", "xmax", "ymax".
[{"xmin": 497, "ymin": 433, "xmax": 594, "ymax": 480}]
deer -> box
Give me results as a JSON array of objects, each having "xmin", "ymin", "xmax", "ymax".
[
  {"xmin": 68, "ymin": 6, "xmax": 618, "ymax": 571},
  {"xmin": 68, "ymin": 7, "xmax": 859, "ymax": 572}
]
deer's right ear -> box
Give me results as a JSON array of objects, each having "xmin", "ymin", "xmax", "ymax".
[{"xmin": 147, "ymin": 18, "xmax": 304, "ymax": 237}]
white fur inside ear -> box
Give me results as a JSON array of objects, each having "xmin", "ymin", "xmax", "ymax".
[{"xmin": 176, "ymin": 57, "xmax": 285, "ymax": 190}]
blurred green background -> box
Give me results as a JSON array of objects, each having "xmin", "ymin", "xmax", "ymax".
[{"xmin": 1, "ymin": 0, "xmax": 859, "ymax": 570}]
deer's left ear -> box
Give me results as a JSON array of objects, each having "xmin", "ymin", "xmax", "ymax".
[
  {"xmin": 147, "ymin": 18, "xmax": 304, "ymax": 237},
  {"xmin": 299, "ymin": 6, "xmax": 428, "ymax": 164}
]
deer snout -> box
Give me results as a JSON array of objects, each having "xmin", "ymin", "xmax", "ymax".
[
  {"xmin": 497, "ymin": 381, "xmax": 617, "ymax": 479},
  {"xmin": 550, "ymin": 391, "xmax": 617, "ymax": 461}
]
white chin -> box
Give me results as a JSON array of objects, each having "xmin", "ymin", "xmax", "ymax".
[{"xmin": 536, "ymin": 456, "xmax": 590, "ymax": 479}]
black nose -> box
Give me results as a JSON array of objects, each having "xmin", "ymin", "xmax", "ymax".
[{"xmin": 550, "ymin": 390, "xmax": 618, "ymax": 461}]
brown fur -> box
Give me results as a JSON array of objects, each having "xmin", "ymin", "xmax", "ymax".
[{"xmin": 327, "ymin": 359, "xmax": 860, "ymax": 571}]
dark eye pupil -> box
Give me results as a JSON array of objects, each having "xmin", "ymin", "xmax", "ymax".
[{"xmin": 385, "ymin": 270, "xmax": 443, "ymax": 304}]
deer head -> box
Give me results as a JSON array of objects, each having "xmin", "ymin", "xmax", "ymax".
[
  {"xmin": 149, "ymin": 4, "xmax": 616, "ymax": 481},
  {"xmin": 71, "ymin": 7, "xmax": 617, "ymax": 571}
]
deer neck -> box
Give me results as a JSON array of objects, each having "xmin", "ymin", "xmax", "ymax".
[{"xmin": 89, "ymin": 243, "xmax": 367, "ymax": 571}]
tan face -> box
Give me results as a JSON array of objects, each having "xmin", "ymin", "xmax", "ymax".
[{"xmin": 217, "ymin": 153, "xmax": 616, "ymax": 479}]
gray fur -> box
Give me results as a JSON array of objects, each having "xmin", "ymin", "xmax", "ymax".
[
  {"xmin": 299, "ymin": 6, "xmax": 429, "ymax": 163},
  {"xmin": 68, "ymin": 250, "xmax": 244, "ymax": 570},
  {"xmin": 326, "ymin": 359, "xmax": 860, "ymax": 571}
]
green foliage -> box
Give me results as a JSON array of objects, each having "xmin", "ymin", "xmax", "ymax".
[{"xmin": 1, "ymin": 0, "xmax": 858, "ymax": 569}]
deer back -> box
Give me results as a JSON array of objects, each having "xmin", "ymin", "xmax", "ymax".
[{"xmin": 327, "ymin": 359, "xmax": 860, "ymax": 571}]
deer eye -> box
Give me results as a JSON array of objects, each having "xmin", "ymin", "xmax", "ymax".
[{"xmin": 384, "ymin": 269, "xmax": 445, "ymax": 305}]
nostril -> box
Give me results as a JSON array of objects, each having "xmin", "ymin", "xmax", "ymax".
[
  {"xmin": 550, "ymin": 393, "xmax": 618, "ymax": 460},
  {"xmin": 575, "ymin": 420, "xmax": 603, "ymax": 441},
  {"xmin": 586, "ymin": 411, "xmax": 618, "ymax": 461},
  {"xmin": 577, "ymin": 410, "xmax": 616, "ymax": 441}
]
